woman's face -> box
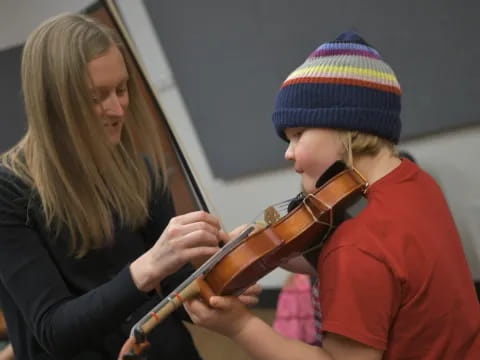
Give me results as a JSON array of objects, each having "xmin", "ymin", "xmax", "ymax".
[
  {"xmin": 87, "ymin": 45, "xmax": 129, "ymax": 145},
  {"xmin": 284, "ymin": 127, "xmax": 343, "ymax": 194}
]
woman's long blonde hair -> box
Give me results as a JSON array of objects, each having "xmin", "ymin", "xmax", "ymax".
[{"xmin": 1, "ymin": 13, "xmax": 167, "ymax": 257}]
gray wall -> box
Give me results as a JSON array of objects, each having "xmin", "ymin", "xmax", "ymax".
[
  {"xmin": 0, "ymin": 0, "xmax": 95, "ymax": 152},
  {"xmin": 144, "ymin": 0, "xmax": 480, "ymax": 178}
]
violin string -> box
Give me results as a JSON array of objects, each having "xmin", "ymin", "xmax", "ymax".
[{"xmin": 251, "ymin": 197, "xmax": 296, "ymax": 225}]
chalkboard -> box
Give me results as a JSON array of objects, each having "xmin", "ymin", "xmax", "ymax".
[
  {"xmin": 143, "ymin": 0, "xmax": 480, "ymax": 178},
  {"xmin": 0, "ymin": 45, "xmax": 26, "ymax": 153}
]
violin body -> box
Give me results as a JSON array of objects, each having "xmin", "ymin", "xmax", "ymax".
[{"xmin": 204, "ymin": 166, "xmax": 367, "ymax": 296}]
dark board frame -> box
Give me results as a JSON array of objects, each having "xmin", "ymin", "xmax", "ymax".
[{"xmin": 143, "ymin": 0, "xmax": 480, "ymax": 179}]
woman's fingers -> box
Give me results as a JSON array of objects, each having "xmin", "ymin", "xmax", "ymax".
[
  {"xmin": 132, "ymin": 211, "xmax": 225, "ymax": 292},
  {"xmin": 179, "ymin": 246, "xmax": 219, "ymax": 265},
  {"xmin": 218, "ymin": 230, "xmax": 230, "ymax": 245},
  {"xmin": 170, "ymin": 226, "xmax": 221, "ymax": 268},
  {"xmin": 172, "ymin": 227, "xmax": 220, "ymax": 249},
  {"xmin": 165, "ymin": 217, "xmax": 220, "ymax": 240},
  {"xmin": 159, "ymin": 212, "xmax": 223, "ymax": 260},
  {"xmin": 170, "ymin": 210, "xmax": 222, "ymax": 229},
  {"xmin": 228, "ymin": 224, "xmax": 250, "ymax": 240}
]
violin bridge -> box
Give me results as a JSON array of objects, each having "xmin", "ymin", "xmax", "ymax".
[{"xmin": 264, "ymin": 206, "xmax": 281, "ymax": 225}]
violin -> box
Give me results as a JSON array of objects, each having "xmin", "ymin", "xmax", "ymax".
[{"xmin": 119, "ymin": 162, "xmax": 368, "ymax": 359}]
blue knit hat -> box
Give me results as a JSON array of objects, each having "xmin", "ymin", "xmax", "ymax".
[{"xmin": 272, "ymin": 31, "xmax": 402, "ymax": 143}]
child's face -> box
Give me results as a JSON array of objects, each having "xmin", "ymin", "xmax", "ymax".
[{"xmin": 284, "ymin": 127, "xmax": 343, "ymax": 194}]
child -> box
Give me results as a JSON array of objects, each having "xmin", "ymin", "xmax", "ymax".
[{"xmin": 185, "ymin": 31, "xmax": 480, "ymax": 359}]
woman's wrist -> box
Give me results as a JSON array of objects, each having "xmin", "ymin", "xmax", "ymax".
[{"xmin": 129, "ymin": 253, "xmax": 155, "ymax": 292}]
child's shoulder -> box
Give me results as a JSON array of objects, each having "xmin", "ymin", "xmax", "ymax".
[{"xmin": 325, "ymin": 207, "xmax": 392, "ymax": 253}]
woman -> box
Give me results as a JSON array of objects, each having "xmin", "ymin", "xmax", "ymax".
[{"xmin": 0, "ymin": 13, "xmax": 224, "ymax": 359}]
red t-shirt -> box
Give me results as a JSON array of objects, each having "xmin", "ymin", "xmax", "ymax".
[{"xmin": 317, "ymin": 159, "xmax": 480, "ymax": 359}]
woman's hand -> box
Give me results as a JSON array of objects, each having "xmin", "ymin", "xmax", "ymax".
[
  {"xmin": 184, "ymin": 295, "xmax": 254, "ymax": 338},
  {"xmin": 130, "ymin": 211, "xmax": 227, "ymax": 292},
  {"xmin": 228, "ymin": 222, "xmax": 264, "ymax": 241},
  {"xmin": 228, "ymin": 224, "xmax": 251, "ymax": 240}
]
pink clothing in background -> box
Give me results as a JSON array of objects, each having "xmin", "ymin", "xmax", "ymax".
[{"xmin": 273, "ymin": 274, "xmax": 316, "ymax": 344}]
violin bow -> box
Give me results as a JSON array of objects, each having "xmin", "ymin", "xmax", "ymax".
[{"xmin": 118, "ymin": 225, "xmax": 255, "ymax": 359}]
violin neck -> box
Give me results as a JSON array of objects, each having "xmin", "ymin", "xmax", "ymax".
[{"xmin": 141, "ymin": 277, "xmax": 212, "ymax": 334}]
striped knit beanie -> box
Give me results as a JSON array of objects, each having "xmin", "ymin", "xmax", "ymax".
[{"xmin": 272, "ymin": 31, "xmax": 402, "ymax": 143}]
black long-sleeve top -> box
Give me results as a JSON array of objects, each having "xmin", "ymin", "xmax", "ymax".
[{"xmin": 0, "ymin": 166, "xmax": 202, "ymax": 359}]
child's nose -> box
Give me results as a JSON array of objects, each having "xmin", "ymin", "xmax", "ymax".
[{"xmin": 284, "ymin": 143, "xmax": 294, "ymax": 161}]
